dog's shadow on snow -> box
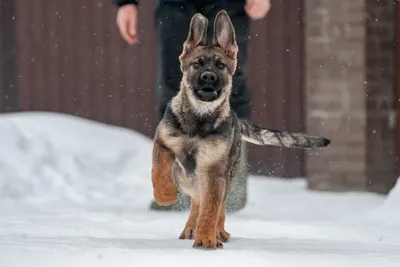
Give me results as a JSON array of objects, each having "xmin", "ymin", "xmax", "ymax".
[{"xmin": 72, "ymin": 236, "xmax": 397, "ymax": 255}]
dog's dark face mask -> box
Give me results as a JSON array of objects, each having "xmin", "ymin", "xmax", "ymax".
[
  {"xmin": 188, "ymin": 53, "xmax": 229, "ymax": 102},
  {"xmin": 179, "ymin": 11, "xmax": 238, "ymax": 103}
]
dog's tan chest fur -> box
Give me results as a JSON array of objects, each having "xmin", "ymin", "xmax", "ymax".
[{"xmin": 159, "ymin": 124, "xmax": 229, "ymax": 201}]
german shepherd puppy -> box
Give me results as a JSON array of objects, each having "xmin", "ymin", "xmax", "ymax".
[{"xmin": 151, "ymin": 10, "xmax": 331, "ymax": 250}]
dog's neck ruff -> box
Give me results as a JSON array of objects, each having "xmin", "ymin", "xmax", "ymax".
[{"xmin": 171, "ymin": 86, "xmax": 231, "ymax": 128}]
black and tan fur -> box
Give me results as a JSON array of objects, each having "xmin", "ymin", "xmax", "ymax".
[{"xmin": 151, "ymin": 10, "xmax": 331, "ymax": 250}]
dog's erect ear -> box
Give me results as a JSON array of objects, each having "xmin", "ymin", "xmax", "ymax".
[
  {"xmin": 212, "ymin": 10, "xmax": 238, "ymax": 58},
  {"xmin": 183, "ymin": 13, "xmax": 208, "ymax": 54}
]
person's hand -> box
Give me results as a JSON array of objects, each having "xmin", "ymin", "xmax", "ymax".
[
  {"xmin": 245, "ymin": 0, "xmax": 271, "ymax": 20},
  {"xmin": 116, "ymin": 4, "xmax": 139, "ymax": 44}
]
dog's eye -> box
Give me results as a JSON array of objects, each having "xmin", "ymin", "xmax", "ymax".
[
  {"xmin": 193, "ymin": 61, "xmax": 202, "ymax": 69},
  {"xmin": 217, "ymin": 62, "xmax": 226, "ymax": 70}
]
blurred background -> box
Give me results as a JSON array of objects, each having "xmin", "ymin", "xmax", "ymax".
[{"xmin": 0, "ymin": 0, "xmax": 398, "ymax": 195}]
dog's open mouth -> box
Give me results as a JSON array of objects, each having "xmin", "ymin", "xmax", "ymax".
[{"xmin": 195, "ymin": 87, "xmax": 219, "ymax": 101}]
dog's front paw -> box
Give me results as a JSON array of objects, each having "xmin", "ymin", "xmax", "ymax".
[
  {"xmin": 193, "ymin": 234, "xmax": 223, "ymax": 249},
  {"xmin": 152, "ymin": 166, "xmax": 178, "ymax": 206},
  {"xmin": 153, "ymin": 185, "xmax": 178, "ymax": 206}
]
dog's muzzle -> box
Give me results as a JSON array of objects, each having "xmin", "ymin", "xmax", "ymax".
[{"xmin": 195, "ymin": 71, "xmax": 220, "ymax": 101}]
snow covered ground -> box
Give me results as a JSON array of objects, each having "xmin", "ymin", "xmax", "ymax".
[{"xmin": 0, "ymin": 112, "xmax": 399, "ymax": 267}]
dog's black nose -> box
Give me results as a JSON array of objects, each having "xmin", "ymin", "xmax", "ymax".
[{"xmin": 200, "ymin": 71, "xmax": 218, "ymax": 83}]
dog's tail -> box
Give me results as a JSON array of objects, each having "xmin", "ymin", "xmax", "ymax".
[{"xmin": 239, "ymin": 121, "xmax": 331, "ymax": 149}]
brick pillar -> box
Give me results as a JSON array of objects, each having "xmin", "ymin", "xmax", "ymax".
[{"xmin": 304, "ymin": 0, "xmax": 397, "ymax": 194}]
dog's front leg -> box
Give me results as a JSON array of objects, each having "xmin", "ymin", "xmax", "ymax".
[
  {"xmin": 193, "ymin": 176, "xmax": 226, "ymax": 249},
  {"xmin": 151, "ymin": 137, "xmax": 178, "ymax": 206}
]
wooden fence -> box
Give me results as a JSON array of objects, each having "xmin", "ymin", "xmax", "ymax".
[{"xmin": 0, "ymin": 0, "xmax": 305, "ymax": 177}]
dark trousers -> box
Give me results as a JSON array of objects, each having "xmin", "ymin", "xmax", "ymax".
[{"xmin": 154, "ymin": 0, "xmax": 251, "ymax": 122}]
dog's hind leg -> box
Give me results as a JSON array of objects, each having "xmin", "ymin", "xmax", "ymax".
[
  {"xmin": 179, "ymin": 198, "xmax": 200, "ymax": 240},
  {"xmin": 216, "ymin": 202, "xmax": 230, "ymax": 243}
]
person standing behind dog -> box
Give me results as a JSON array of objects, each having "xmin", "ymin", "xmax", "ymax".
[{"xmin": 112, "ymin": 0, "xmax": 271, "ymax": 212}]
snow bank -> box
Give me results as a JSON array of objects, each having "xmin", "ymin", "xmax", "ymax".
[
  {"xmin": 0, "ymin": 111, "xmax": 387, "ymax": 220},
  {"xmin": 0, "ymin": 112, "xmax": 154, "ymax": 212},
  {"xmin": 0, "ymin": 111, "xmax": 393, "ymax": 220}
]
